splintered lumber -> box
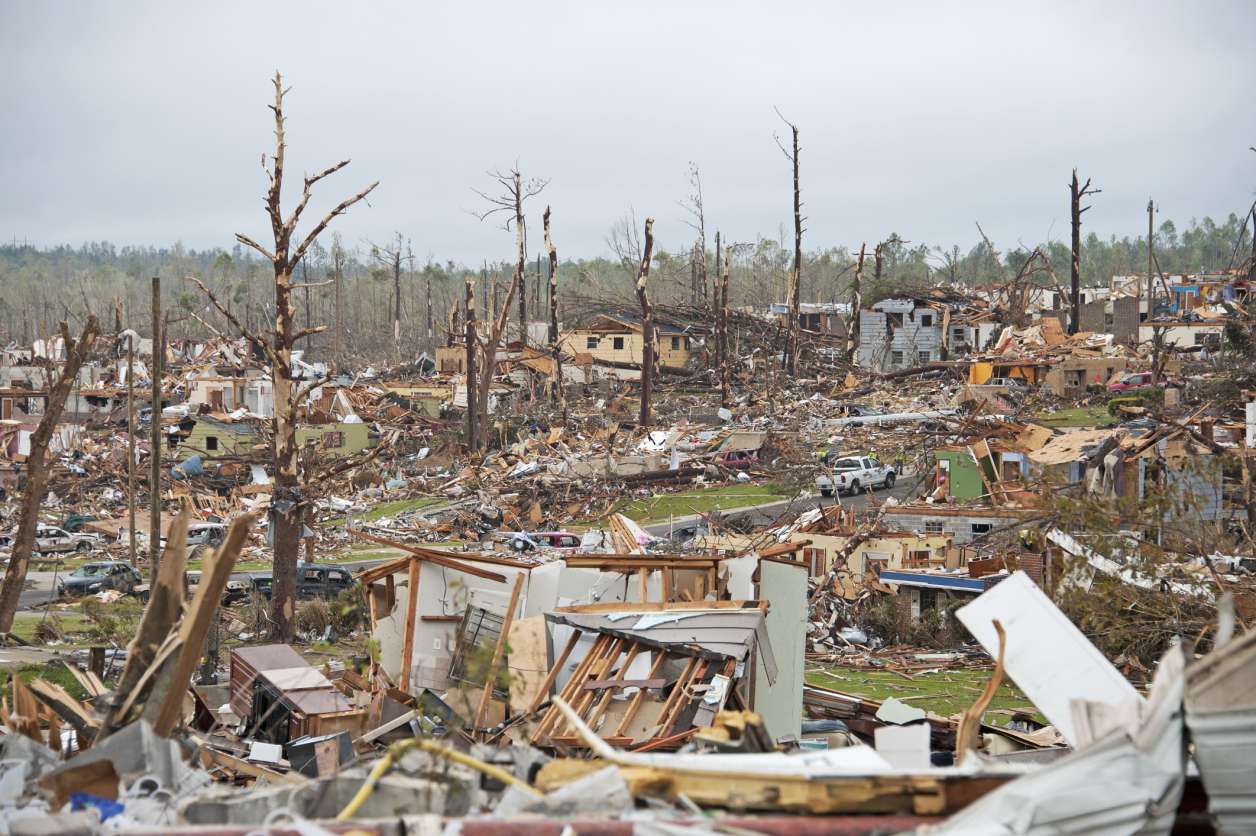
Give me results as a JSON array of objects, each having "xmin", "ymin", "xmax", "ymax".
[
  {"xmin": 27, "ymin": 678, "xmax": 97, "ymax": 743},
  {"xmin": 114, "ymin": 509, "xmax": 190, "ymax": 702},
  {"xmin": 63, "ymin": 662, "xmax": 107, "ymax": 699},
  {"xmin": 145, "ymin": 512, "xmax": 257, "ymax": 736}
]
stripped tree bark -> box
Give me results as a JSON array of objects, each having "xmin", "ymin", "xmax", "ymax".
[
  {"xmin": 846, "ymin": 243, "xmax": 865, "ymax": 362},
  {"xmin": 465, "ymin": 279, "xmax": 477, "ymax": 450},
  {"xmin": 192, "ymin": 72, "xmax": 377, "ymax": 641},
  {"xmin": 1069, "ymin": 169, "xmax": 1101, "ymax": 335},
  {"xmin": 543, "ymin": 206, "xmax": 564, "ymax": 406},
  {"xmin": 719, "ymin": 244, "xmax": 732, "ymax": 406},
  {"xmin": 370, "ymin": 233, "xmax": 404, "ymax": 367},
  {"xmin": 635, "ymin": 217, "xmax": 657, "ymax": 427},
  {"xmin": 775, "ymin": 110, "xmax": 803, "ymax": 376},
  {"xmin": 0, "ymin": 316, "xmax": 100, "ymax": 633}
]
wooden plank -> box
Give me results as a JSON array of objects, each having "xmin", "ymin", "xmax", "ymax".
[
  {"xmin": 614, "ymin": 650, "xmax": 667, "ymax": 738},
  {"xmin": 474, "ymin": 572, "xmax": 525, "ymax": 732},
  {"xmin": 348, "ymin": 530, "xmax": 509, "ymax": 582},
  {"xmin": 507, "ymin": 615, "xmax": 549, "ymax": 711},
  {"xmin": 525, "ymin": 628, "xmax": 581, "ymax": 715},
  {"xmin": 198, "ymin": 745, "xmax": 304, "ymax": 785},
  {"xmin": 356, "ymin": 708, "xmax": 418, "ymax": 744},
  {"xmin": 587, "ymin": 643, "xmax": 640, "ymax": 730},
  {"xmin": 584, "ymin": 676, "xmax": 665, "ymax": 691},
  {"xmin": 149, "ymin": 512, "xmax": 257, "ymax": 736},
  {"xmin": 532, "ymin": 633, "xmax": 606, "ymax": 744},
  {"xmin": 27, "ymin": 678, "xmax": 96, "ymax": 742},
  {"xmin": 399, "ymin": 557, "xmax": 421, "ymax": 692}
]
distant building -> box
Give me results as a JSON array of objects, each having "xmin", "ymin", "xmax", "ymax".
[
  {"xmin": 559, "ymin": 314, "xmax": 693, "ymax": 370},
  {"xmin": 857, "ymin": 297, "xmax": 944, "ymax": 371}
]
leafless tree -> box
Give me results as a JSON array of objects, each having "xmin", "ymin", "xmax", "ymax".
[
  {"xmin": 472, "ymin": 168, "xmax": 547, "ymax": 448},
  {"xmin": 774, "ymin": 108, "xmax": 804, "ymax": 375},
  {"xmin": 0, "ymin": 317, "xmax": 100, "ymax": 633},
  {"xmin": 1069, "ymin": 169, "xmax": 1101, "ymax": 334},
  {"xmin": 847, "ymin": 243, "xmax": 865, "ymax": 362},
  {"xmin": 606, "ymin": 209, "xmax": 644, "ymax": 280},
  {"xmin": 635, "ymin": 217, "xmax": 657, "ymax": 426},
  {"xmin": 680, "ymin": 162, "xmax": 708, "ymax": 306},
  {"xmin": 370, "ymin": 232, "xmax": 405, "ymax": 365},
  {"xmin": 192, "ymin": 72, "xmax": 377, "ymax": 641}
]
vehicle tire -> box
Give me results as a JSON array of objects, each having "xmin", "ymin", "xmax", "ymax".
[
  {"xmin": 884, "ymin": 472, "xmax": 896, "ymax": 489},
  {"xmin": 850, "ymin": 479, "xmax": 861, "ymax": 494},
  {"xmin": 75, "ymin": 540, "xmax": 90, "ymax": 554},
  {"xmin": 511, "ymin": 538, "xmax": 528, "ymax": 552}
]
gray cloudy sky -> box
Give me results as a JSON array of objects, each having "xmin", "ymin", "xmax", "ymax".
[{"xmin": 2, "ymin": 0, "xmax": 1254, "ymax": 263}]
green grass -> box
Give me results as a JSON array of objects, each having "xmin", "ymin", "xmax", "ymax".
[
  {"xmin": 325, "ymin": 497, "xmax": 442, "ymax": 527},
  {"xmin": 1036, "ymin": 405, "xmax": 1116, "ymax": 428},
  {"xmin": 806, "ymin": 665, "xmax": 1043, "ymax": 728},
  {"xmin": 10, "ymin": 612, "xmax": 93, "ymax": 645},
  {"xmin": 597, "ymin": 483, "xmax": 794, "ymax": 525},
  {"xmin": 0, "ymin": 663, "xmax": 89, "ymax": 701}
]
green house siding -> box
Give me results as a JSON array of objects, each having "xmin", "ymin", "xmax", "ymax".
[
  {"xmin": 936, "ymin": 449, "xmax": 991, "ymax": 501},
  {"xmin": 179, "ymin": 419, "xmax": 256, "ymax": 459},
  {"xmin": 296, "ymin": 423, "xmax": 371, "ymax": 459}
]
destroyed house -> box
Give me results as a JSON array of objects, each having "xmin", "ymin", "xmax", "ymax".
[
  {"xmin": 880, "ymin": 567, "xmax": 1007, "ymax": 623},
  {"xmin": 295, "ymin": 422, "xmax": 371, "ymax": 458},
  {"xmin": 229, "ymin": 644, "xmax": 364, "ymax": 745},
  {"xmin": 857, "ymin": 296, "xmax": 944, "ymax": 371},
  {"xmin": 178, "ymin": 415, "xmax": 258, "ymax": 459},
  {"xmin": 881, "ymin": 505, "xmax": 1039, "ymax": 545},
  {"xmin": 558, "ymin": 314, "xmax": 692, "ymax": 370}
]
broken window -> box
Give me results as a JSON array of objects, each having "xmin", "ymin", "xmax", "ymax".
[
  {"xmin": 891, "ymin": 350, "xmax": 904, "ymax": 366},
  {"xmin": 206, "ymin": 436, "xmax": 219, "ymax": 451},
  {"xmin": 322, "ymin": 431, "xmax": 344, "ymax": 449},
  {"xmin": 970, "ymin": 522, "xmax": 993, "ymax": 535},
  {"xmin": 919, "ymin": 313, "xmax": 933, "ymax": 327},
  {"xmin": 918, "ymin": 350, "xmax": 931, "ymax": 364},
  {"xmin": 671, "ymin": 336, "xmax": 680, "ymax": 350},
  {"xmin": 888, "ymin": 312, "xmax": 904, "ymax": 327},
  {"xmin": 613, "ymin": 336, "xmax": 625, "ymax": 350},
  {"xmin": 925, "ymin": 520, "xmax": 945, "ymax": 534},
  {"xmin": 448, "ymin": 605, "xmax": 508, "ymax": 698},
  {"xmin": 585, "ymin": 336, "xmax": 598, "ymax": 349}
]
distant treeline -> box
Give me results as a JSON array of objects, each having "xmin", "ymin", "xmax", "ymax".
[{"xmin": 0, "ymin": 212, "xmax": 1249, "ymax": 363}]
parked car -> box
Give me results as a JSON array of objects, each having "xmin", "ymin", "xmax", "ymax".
[
  {"xmin": 986, "ymin": 377, "xmax": 1026, "ymax": 388},
  {"xmin": 296, "ymin": 562, "xmax": 357, "ymax": 598},
  {"xmin": 159, "ymin": 522, "xmax": 227, "ymax": 559},
  {"xmin": 223, "ymin": 572, "xmax": 272, "ymax": 605},
  {"xmin": 59, "ymin": 561, "xmax": 143, "ymax": 597},
  {"xmin": 1107, "ymin": 372, "xmax": 1174, "ymax": 393},
  {"xmin": 501, "ymin": 531, "xmax": 582, "ymax": 552},
  {"xmin": 815, "ymin": 456, "xmax": 895, "ymax": 497},
  {"xmin": 61, "ymin": 514, "xmax": 99, "ymax": 533},
  {"xmin": 0, "ymin": 525, "xmax": 101, "ymax": 555},
  {"xmin": 715, "ymin": 449, "xmax": 759, "ymax": 469}
]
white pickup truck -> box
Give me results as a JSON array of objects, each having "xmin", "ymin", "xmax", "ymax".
[{"xmin": 816, "ymin": 456, "xmax": 895, "ymax": 497}]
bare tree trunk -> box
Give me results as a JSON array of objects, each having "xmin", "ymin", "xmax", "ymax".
[
  {"xmin": 517, "ymin": 236, "xmax": 528, "ymax": 350},
  {"xmin": 425, "ymin": 267, "xmax": 433, "ymax": 355},
  {"xmin": 847, "ymin": 243, "xmax": 865, "ymax": 362},
  {"xmin": 1068, "ymin": 169, "xmax": 1100, "ymax": 335},
  {"xmin": 719, "ymin": 243, "xmax": 731, "ymax": 406},
  {"xmin": 635, "ymin": 217, "xmax": 656, "ymax": 427},
  {"xmin": 0, "ymin": 317, "xmax": 99, "ymax": 632},
  {"xmin": 127, "ymin": 336, "xmax": 137, "ymax": 567},
  {"xmin": 544, "ymin": 206, "xmax": 563, "ymax": 406},
  {"xmin": 192, "ymin": 73, "xmax": 376, "ymax": 642},
  {"xmin": 465, "ymin": 279, "xmax": 477, "ymax": 450},
  {"xmin": 775, "ymin": 114, "xmax": 803, "ymax": 376},
  {"xmin": 1146, "ymin": 199, "xmax": 1155, "ymax": 320},
  {"xmin": 150, "ymin": 277, "xmax": 163, "ymax": 576},
  {"xmin": 545, "ymin": 207, "xmax": 559, "ymax": 346},
  {"xmin": 332, "ymin": 236, "xmax": 345, "ymax": 372}
]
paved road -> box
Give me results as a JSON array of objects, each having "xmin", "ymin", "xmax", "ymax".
[{"xmin": 643, "ymin": 475, "xmax": 922, "ymax": 539}]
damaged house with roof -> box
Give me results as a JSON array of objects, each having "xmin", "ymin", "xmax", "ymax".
[{"xmin": 559, "ymin": 314, "xmax": 694, "ymax": 372}]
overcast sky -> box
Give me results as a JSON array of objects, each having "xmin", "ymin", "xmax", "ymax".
[{"xmin": 2, "ymin": 1, "xmax": 1253, "ymax": 265}]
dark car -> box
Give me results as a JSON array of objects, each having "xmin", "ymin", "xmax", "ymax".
[
  {"xmin": 59, "ymin": 561, "xmax": 143, "ymax": 598},
  {"xmin": 296, "ymin": 563, "xmax": 356, "ymax": 598},
  {"xmin": 223, "ymin": 572, "xmax": 272, "ymax": 605}
]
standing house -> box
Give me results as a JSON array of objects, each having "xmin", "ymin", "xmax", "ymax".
[
  {"xmin": 857, "ymin": 297, "xmax": 944, "ymax": 371},
  {"xmin": 559, "ymin": 314, "xmax": 693, "ymax": 371}
]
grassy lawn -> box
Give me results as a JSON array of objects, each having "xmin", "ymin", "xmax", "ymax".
[
  {"xmin": 1035, "ymin": 405, "xmax": 1116, "ymax": 428},
  {"xmin": 10, "ymin": 612, "xmax": 93, "ymax": 645},
  {"xmin": 806, "ymin": 664, "xmax": 1043, "ymax": 728},
  {"xmin": 598, "ymin": 483, "xmax": 794, "ymax": 525},
  {"xmin": 325, "ymin": 497, "xmax": 442, "ymax": 527}
]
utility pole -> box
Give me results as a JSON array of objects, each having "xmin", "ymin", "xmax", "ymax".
[
  {"xmin": 127, "ymin": 335, "xmax": 137, "ymax": 567},
  {"xmin": 465, "ymin": 279, "xmax": 478, "ymax": 451},
  {"xmin": 1146, "ymin": 199, "xmax": 1155, "ymax": 321},
  {"xmin": 149, "ymin": 276, "xmax": 162, "ymax": 576},
  {"xmin": 1068, "ymin": 169, "xmax": 1100, "ymax": 335}
]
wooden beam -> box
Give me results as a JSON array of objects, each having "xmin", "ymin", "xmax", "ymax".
[
  {"xmin": 474, "ymin": 572, "xmax": 525, "ymax": 732},
  {"xmin": 399, "ymin": 557, "xmax": 421, "ymax": 692},
  {"xmin": 349, "ymin": 529, "xmax": 508, "ymax": 582}
]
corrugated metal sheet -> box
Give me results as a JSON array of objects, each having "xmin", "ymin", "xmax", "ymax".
[{"xmin": 1184, "ymin": 705, "xmax": 1256, "ymax": 834}]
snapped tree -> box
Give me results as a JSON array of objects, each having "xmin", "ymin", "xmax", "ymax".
[
  {"xmin": 0, "ymin": 317, "xmax": 100, "ymax": 634},
  {"xmin": 192, "ymin": 72, "xmax": 377, "ymax": 641}
]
